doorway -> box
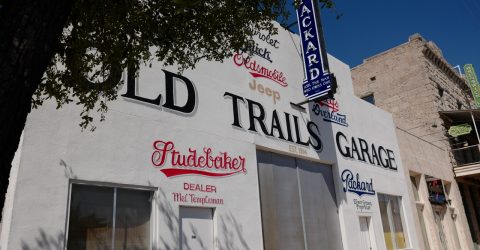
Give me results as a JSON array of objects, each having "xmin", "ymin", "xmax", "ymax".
[
  {"xmin": 180, "ymin": 207, "xmax": 214, "ymax": 250},
  {"xmin": 359, "ymin": 216, "xmax": 375, "ymax": 250}
]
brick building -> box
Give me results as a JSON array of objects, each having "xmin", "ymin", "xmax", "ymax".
[{"xmin": 352, "ymin": 33, "xmax": 477, "ymax": 250}]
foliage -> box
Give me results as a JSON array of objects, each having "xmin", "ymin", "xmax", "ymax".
[{"xmin": 32, "ymin": 0, "xmax": 334, "ymax": 131}]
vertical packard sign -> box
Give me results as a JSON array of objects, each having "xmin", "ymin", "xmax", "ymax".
[
  {"xmin": 296, "ymin": 0, "xmax": 333, "ymax": 100},
  {"xmin": 464, "ymin": 64, "xmax": 480, "ymax": 108}
]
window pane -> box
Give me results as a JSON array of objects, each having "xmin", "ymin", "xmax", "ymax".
[
  {"xmin": 67, "ymin": 184, "xmax": 114, "ymax": 250},
  {"xmin": 378, "ymin": 194, "xmax": 394, "ymax": 250},
  {"xmin": 114, "ymin": 188, "xmax": 152, "ymax": 250},
  {"xmin": 391, "ymin": 197, "xmax": 407, "ymax": 248}
]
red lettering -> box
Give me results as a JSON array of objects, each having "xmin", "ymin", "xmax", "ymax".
[
  {"xmin": 232, "ymin": 53, "xmax": 288, "ymax": 87},
  {"xmin": 151, "ymin": 140, "xmax": 247, "ymax": 177},
  {"xmin": 183, "ymin": 182, "xmax": 217, "ymax": 193}
]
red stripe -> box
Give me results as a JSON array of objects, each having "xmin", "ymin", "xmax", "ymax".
[
  {"xmin": 160, "ymin": 168, "xmax": 242, "ymax": 177},
  {"xmin": 249, "ymin": 72, "xmax": 288, "ymax": 87}
]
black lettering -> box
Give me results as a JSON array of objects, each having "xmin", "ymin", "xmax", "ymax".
[
  {"xmin": 371, "ymin": 144, "xmax": 381, "ymax": 166},
  {"xmin": 121, "ymin": 66, "xmax": 162, "ymax": 105},
  {"xmin": 378, "ymin": 146, "xmax": 390, "ymax": 168},
  {"xmin": 293, "ymin": 115, "xmax": 309, "ymax": 146},
  {"xmin": 223, "ymin": 92, "xmax": 245, "ymax": 128},
  {"xmin": 358, "ymin": 138, "xmax": 372, "ymax": 164},
  {"xmin": 246, "ymin": 99, "xmax": 269, "ymax": 135},
  {"xmin": 162, "ymin": 70, "xmax": 196, "ymax": 113},
  {"xmin": 307, "ymin": 121, "xmax": 322, "ymax": 151},
  {"xmin": 351, "ymin": 138, "xmax": 363, "ymax": 161},
  {"xmin": 336, "ymin": 132, "xmax": 351, "ymax": 158},
  {"xmin": 387, "ymin": 149, "xmax": 397, "ymax": 170},
  {"xmin": 270, "ymin": 110, "xmax": 285, "ymax": 139},
  {"xmin": 284, "ymin": 113, "xmax": 294, "ymax": 142}
]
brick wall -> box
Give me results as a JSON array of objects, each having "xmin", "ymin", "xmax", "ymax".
[
  {"xmin": 352, "ymin": 34, "xmax": 472, "ymax": 150},
  {"xmin": 351, "ymin": 33, "xmax": 475, "ymax": 250}
]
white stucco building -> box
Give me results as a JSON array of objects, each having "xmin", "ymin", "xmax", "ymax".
[{"xmin": 1, "ymin": 24, "xmax": 420, "ymax": 250}]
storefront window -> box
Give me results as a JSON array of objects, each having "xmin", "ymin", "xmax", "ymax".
[
  {"xmin": 67, "ymin": 184, "xmax": 152, "ymax": 250},
  {"xmin": 378, "ymin": 193, "xmax": 408, "ymax": 250}
]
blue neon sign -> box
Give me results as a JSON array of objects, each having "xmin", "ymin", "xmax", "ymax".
[{"xmin": 296, "ymin": 0, "xmax": 333, "ymax": 100}]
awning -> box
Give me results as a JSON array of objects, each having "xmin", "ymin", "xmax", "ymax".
[{"xmin": 439, "ymin": 109, "xmax": 480, "ymax": 123}]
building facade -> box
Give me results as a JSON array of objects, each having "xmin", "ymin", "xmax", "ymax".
[
  {"xmin": 0, "ymin": 24, "xmax": 421, "ymax": 250},
  {"xmin": 352, "ymin": 33, "xmax": 475, "ymax": 250}
]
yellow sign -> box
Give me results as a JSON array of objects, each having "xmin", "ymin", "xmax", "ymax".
[{"xmin": 448, "ymin": 123, "xmax": 472, "ymax": 137}]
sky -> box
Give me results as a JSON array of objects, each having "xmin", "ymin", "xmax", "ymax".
[{"xmin": 287, "ymin": 0, "xmax": 480, "ymax": 74}]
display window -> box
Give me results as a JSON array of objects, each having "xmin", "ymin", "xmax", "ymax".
[
  {"xmin": 378, "ymin": 193, "xmax": 408, "ymax": 250},
  {"xmin": 66, "ymin": 183, "xmax": 153, "ymax": 250}
]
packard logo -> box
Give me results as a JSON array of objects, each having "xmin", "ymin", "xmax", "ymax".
[
  {"xmin": 233, "ymin": 53, "xmax": 288, "ymax": 87},
  {"xmin": 151, "ymin": 140, "xmax": 247, "ymax": 178},
  {"xmin": 341, "ymin": 169, "xmax": 375, "ymax": 196},
  {"xmin": 312, "ymin": 99, "xmax": 348, "ymax": 127}
]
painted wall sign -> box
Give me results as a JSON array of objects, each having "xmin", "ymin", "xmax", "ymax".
[
  {"xmin": 241, "ymin": 40, "xmax": 273, "ymax": 62},
  {"xmin": 249, "ymin": 79, "xmax": 281, "ymax": 104},
  {"xmin": 173, "ymin": 182, "xmax": 224, "ymax": 205},
  {"xmin": 296, "ymin": 0, "xmax": 333, "ymax": 100},
  {"xmin": 184, "ymin": 182, "xmax": 217, "ymax": 193},
  {"xmin": 341, "ymin": 169, "xmax": 376, "ymax": 196},
  {"xmin": 224, "ymin": 92, "xmax": 323, "ymax": 151},
  {"xmin": 252, "ymin": 30, "xmax": 280, "ymax": 49},
  {"xmin": 233, "ymin": 53, "xmax": 288, "ymax": 87},
  {"xmin": 336, "ymin": 131, "xmax": 398, "ymax": 171},
  {"xmin": 172, "ymin": 192, "xmax": 224, "ymax": 205},
  {"xmin": 151, "ymin": 140, "xmax": 247, "ymax": 177},
  {"xmin": 312, "ymin": 99, "xmax": 348, "ymax": 127},
  {"xmin": 122, "ymin": 69, "xmax": 196, "ymax": 113},
  {"xmin": 353, "ymin": 199, "xmax": 373, "ymax": 212}
]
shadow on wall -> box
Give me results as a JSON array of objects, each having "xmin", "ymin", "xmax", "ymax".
[
  {"xmin": 59, "ymin": 159, "xmax": 77, "ymax": 179},
  {"xmin": 19, "ymin": 160, "xmax": 74, "ymax": 250},
  {"xmin": 20, "ymin": 230, "xmax": 64, "ymax": 250},
  {"xmin": 218, "ymin": 212, "xmax": 251, "ymax": 250},
  {"xmin": 156, "ymin": 188, "xmax": 180, "ymax": 250},
  {"xmin": 156, "ymin": 188, "xmax": 252, "ymax": 250},
  {"xmin": 156, "ymin": 188, "xmax": 204, "ymax": 250}
]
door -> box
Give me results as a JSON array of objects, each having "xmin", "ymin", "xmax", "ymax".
[
  {"xmin": 180, "ymin": 207, "xmax": 214, "ymax": 250},
  {"xmin": 257, "ymin": 150, "xmax": 344, "ymax": 250},
  {"xmin": 359, "ymin": 216, "xmax": 373, "ymax": 250}
]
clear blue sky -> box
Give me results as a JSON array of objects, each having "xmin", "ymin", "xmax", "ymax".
[{"xmin": 287, "ymin": 0, "xmax": 480, "ymax": 74}]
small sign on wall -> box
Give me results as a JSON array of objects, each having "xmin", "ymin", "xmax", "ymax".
[{"xmin": 353, "ymin": 199, "xmax": 373, "ymax": 213}]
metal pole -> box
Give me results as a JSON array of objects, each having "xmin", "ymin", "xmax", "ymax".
[
  {"xmin": 311, "ymin": 0, "xmax": 330, "ymax": 73},
  {"xmin": 470, "ymin": 111, "xmax": 480, "ymax": 144}
]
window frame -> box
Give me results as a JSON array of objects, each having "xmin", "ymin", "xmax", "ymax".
[
  {"xmin": 378, "ymin": 193, "xmax": 410, "ymax": 250},
  {"xmin": 65, "ymin": 180, "xmax": 157, "ymax": 250}
]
